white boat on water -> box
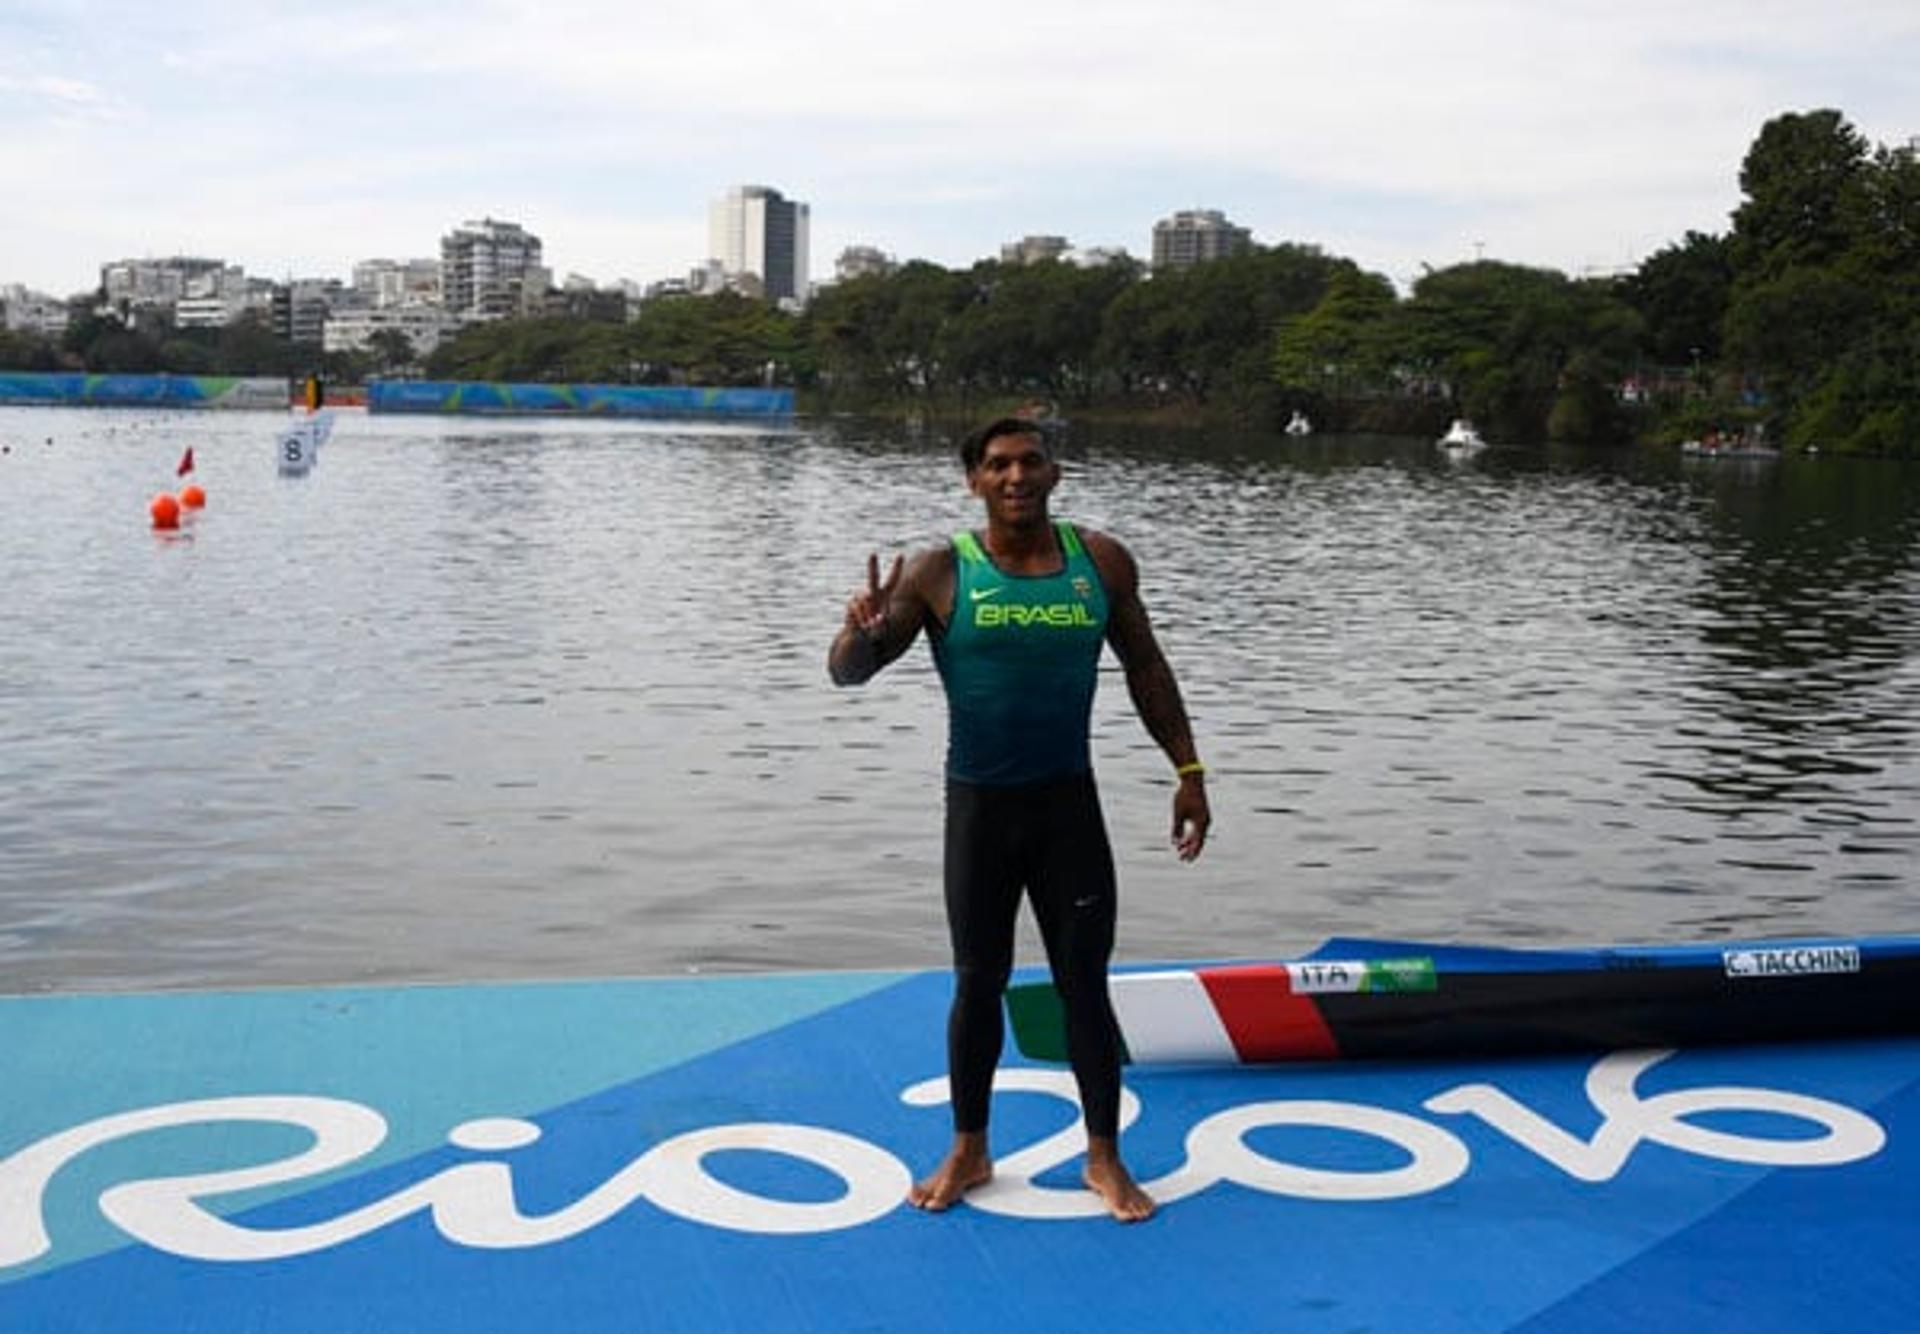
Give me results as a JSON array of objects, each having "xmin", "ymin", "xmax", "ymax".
[
  {"xmin": 1284, "ymin": 410, "xmax": 1313, "ymax": 437},
  {"xmin": 1680, "ymin": 434, "xmax": 1780, "ymax": 460},
  {"xmin": 1438, "ymin": 419, "xmax": 1485, "ymax": 451}
]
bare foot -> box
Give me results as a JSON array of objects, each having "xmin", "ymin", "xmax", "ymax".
[
  {"xmin": 1084, "ymin": 1146, "xmax": 1155, "ymax": 1222},
  {"xmin": 908, "ymin": 1136, "xmax": 993, "ymax": 1212}
]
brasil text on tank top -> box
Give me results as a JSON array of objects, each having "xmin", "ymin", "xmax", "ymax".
[{"xmin": 930, "ymin": 521, "xmax": 1110, "ymax": 786}]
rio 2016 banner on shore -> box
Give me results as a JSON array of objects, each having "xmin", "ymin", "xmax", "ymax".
[
  {"xmin": 365, "ymin": 379, "xmax": 794, "ymax": 419},
  {"xmin": 2, "ymin": 967, "xmax": 1916, "ymax": 1333},
  {"xmin": 0, "ymin": 372, "xmax": 290, "ymax": 410}
]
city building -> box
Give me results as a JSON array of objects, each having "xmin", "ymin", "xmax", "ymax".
[
  {"xmin": 173, "ymin": 295, "xmax": 244, "ymax": 329},
  {"xmin": 1, "ymin": 284, "xmax": 72, "ymax": 337},
  {"xmin": 546, "ymin": 280, "xmax": 628, "ymax": 322},
  {"xmin": 687, "ymin": 259, "xmax": 730, "ymax": 297},
  {"xmin": 1000, "ymin": 235, "xmax": 1070, "ymax": 266},
  {"xmin": 440, "ymin": 218, "xmax": 548, "ymax": 319},
  {"xmin": 99, "ymin": 256, "xmax": 231, "ymax": 311},
  {"xmin": 834, "ymin": 246, "xmax": 896, "ymax": 281},
  {"xmin": 272, "ymin": 279, "xmax": 353, "ymax": 345},
  {"xmin": 154, "ymin": 263, "xmax": 258, "ymax": 328},
  {"xmin": 708, "ymin": 185, "xmax": 810, "ymax": 305},
  {"xmin": 352, "ymin": 258, "xmax": 441, "ymax": 308},
  {"xmin": 322, "ymin": 304, "xmax": 462, "ymax": 359},
  {"xmin": 1151, "ymin": 209, "xmax": 1253, "ymax": 269}
]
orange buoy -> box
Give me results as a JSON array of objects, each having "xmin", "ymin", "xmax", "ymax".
[
  {"xmin": 150, "ymin": 492, "xmax": 181, "ymax": 530},
  {"xmin": 179, "ymin": 483, "xmax": 206, "ymax": 508}
]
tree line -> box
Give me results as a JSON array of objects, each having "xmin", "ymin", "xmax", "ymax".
[{"xmin": 6, "ymin": 109, "xmax": 1914, "ymax": 454}]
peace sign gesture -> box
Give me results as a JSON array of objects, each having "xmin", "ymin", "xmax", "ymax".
[
  {"xmin": 830, "ymin": 552, "xmax": 911, "ymax": 687},
  {"xmin": 846, "ymin": 552, "xmax": 904, "ymax": 641}
]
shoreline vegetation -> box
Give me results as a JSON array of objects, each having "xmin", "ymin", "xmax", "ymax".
[{"xmin": 3, "ymin": 110, "xmax": 1914, "ymax": 457}]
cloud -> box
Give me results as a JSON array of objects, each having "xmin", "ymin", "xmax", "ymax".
[
  {"xmin": 0, "ymin": 73, "xmax": 104, "ymax": 106},
  {"xmin": 0, "ymin": 0, "xmax": 1915, "ymax": 293}
]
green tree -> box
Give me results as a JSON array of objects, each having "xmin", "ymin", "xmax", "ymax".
[
  {"xmin": 1625, "ymin": 231, "xmax": 1732, "ymax": 365},
  {"xmin": 0, "ymin": 327, "xmax": 62, "ymax": 370},
  {"xmin": 1272, "ymin": 266, "xmax": 1399, "ymax": 399},
  {"xmin": 1089, "ymin": 245, "xmax": 1346, "ymax": 413},
  {"xmin": 158, "ymin": 337, "xmax": 218, "ymax": 374},
  {"xmin": 1095, "ymin": 272, "xmax": 1187, "ymax": 400},
  {"xmin": 801, "ymin": 271, "xmax": 897, "ymax": 399},
  {"xmin": 877, "ymin": 262, "xmax": 975, "ymax": 399},
  {"xmin": 1722, "ymin": 265, "xmax": 1873, "ymax": 402},
  {"xmin": 1388, "ymin": 261, "xmax": 1642, "ymax": 441},
  {"xmin": 941, "ymin": 259, "xmax": 1135, "ymax": 404},
  {"xmin": 1719, "ymin": 108, "xmax": 1920, "ymax": 453},
  {"xmin": 87, "ymin": 327, "xmax": 164, "ymax": 373},
  {"xmin": 1729, "ymin": 109, "xmax": 1871, "ymax": 281},
  {"xmin": 366, "ymin": 329, "xmax": 418, "ymax": 376},
  {"xmin": 626, "ymin": 292, "xmax": 795, "ymax": 385},
  {"xmin": 214, "ymin": 313, "xmax": 299, "ymax": 375}
]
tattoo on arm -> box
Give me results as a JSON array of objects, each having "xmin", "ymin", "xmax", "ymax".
[
  {"xmin": 1107, "ymin": 587, "xmax": 1198, "ymax": 765},
  {"xmin": 1126, "ymin": 643, "xmax": 1198, "ymax": 763}
]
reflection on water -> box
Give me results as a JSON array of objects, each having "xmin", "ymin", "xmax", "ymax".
[
  {"xmin": 0, "ymin": 409, "xmax": 1916, "ymax": 991},
  {"xmin": 1659, "ymin": 458, "xmax": 1920, "ymax": 902}
]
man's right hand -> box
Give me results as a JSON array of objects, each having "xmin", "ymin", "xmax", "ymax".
[
  {"xmin": 846, "ymin": 552, "xmax": 903, "ymax": 642},
  {"xmin": 831, "ymin": 552, "xmax": 905, "ymax": 686}
]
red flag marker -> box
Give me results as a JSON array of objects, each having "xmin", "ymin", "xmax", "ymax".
[{"xmin": 176, "ymin": 447, "xmax": 194, "ymax": 477}]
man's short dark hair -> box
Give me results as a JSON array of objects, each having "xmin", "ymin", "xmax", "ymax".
[{"xmin": 959, "ymin": 417, "xmax": 1051, "ymax": 472}]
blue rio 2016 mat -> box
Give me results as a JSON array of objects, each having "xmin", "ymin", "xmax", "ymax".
[{"xmin": 3, "ymin": 967, "xmax": 1917, "ymax": 1333}]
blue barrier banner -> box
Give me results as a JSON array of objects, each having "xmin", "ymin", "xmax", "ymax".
[
  {"xmin": 366, "ymin": 380, "xmax": 793, "ymax": 419},
  {"xmin": 0, "ymin": 373, "xmax": 287, "ymax": 409}
]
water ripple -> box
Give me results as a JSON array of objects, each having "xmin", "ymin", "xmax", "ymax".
[{"xmin": 1, "ymin": 412, "xmax": 1917, "ymax": 989}]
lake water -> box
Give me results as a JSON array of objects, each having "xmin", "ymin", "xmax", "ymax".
[{"xmin": 3, "ymin": 408, "xmax": 1917, "ymax": 993}]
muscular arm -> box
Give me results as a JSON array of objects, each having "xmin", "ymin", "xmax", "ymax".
[
  {"xmin": 827, "ymin": 546, "xmax": 952, "ymax": 686},
  {"xmin": 1089, "ymin": 533, "xmax": 1199, "ymax": 762},
  {"xmin": 1086, "ymin": 529, "xmax": 1211, "ymax": 859}
]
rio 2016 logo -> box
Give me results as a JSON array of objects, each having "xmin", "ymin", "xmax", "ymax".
[{"xmin": 0, "ymin": 1049, "xmax": 1884, "ymax": 1266}]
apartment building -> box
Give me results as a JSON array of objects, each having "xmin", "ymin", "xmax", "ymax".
[
  {"xmin": 440, "ymin": 218, "xmax": 548, "ymax": 319},
  {"xmin": 1151, "ymin": 210, "xmax": 1253, "ymax": 269}
]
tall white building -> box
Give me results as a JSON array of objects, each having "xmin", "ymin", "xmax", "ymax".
[
  {"xmin": 708, "ymin": 186, "xmax": 810, "ymax": 305},
  {"xmin": 440, "ymin": 218, "xmax": 546, "ymax": 319}
]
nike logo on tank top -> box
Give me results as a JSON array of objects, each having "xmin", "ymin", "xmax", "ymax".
[{"xmin": 931, "ymin": 522, "xmax": 1110, "ymax": 786}]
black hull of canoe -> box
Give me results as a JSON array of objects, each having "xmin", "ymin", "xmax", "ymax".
[{"xmin": 1317, "ymin": 964, "xmax": 1920, "ymax": 1061}]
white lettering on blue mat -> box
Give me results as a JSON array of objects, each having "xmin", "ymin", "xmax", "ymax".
[{"xmin": 0, "ymin": 1050, "xmax": 1885, "ymax": 1264}]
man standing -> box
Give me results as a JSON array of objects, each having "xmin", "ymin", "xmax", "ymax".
[{"xmin": 828, "ymin": 417, "xmax": 1211, "ymax": 1222}]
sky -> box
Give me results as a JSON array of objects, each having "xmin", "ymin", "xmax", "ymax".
[{"xmin": 2, "ymin": 0, "xmax": 1917, "ymax": 297}]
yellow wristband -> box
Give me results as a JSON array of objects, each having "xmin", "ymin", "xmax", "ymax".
[{"xmin": 1175, "ymin": 761, "xmax": 1207, "ymax": 778}]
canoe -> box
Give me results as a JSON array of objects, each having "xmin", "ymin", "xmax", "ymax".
[{"xmin": 1007, "ymin": 935, "xmax": 1920, "ymax": 1063}]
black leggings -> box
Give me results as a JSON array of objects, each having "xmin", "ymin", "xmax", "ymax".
[{"xmin": 943, "ymin": 774, "xmax": 1124, "ymax": 1138}]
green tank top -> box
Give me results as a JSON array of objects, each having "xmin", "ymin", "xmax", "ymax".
[{"xmin": 930, "ymin": 522, "xmax": 1110, "ymax": 786}]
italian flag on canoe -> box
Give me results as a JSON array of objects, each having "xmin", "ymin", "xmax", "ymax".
[{"xmin": 1009, "ymin": 956, "xmax": 1437, "ymax": 1064}]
